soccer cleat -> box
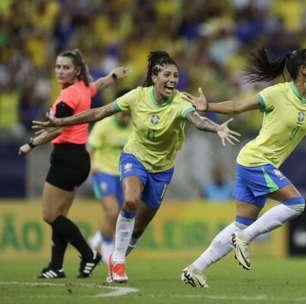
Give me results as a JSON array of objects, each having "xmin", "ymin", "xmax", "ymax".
[
  {"xmin": 232, "ymin": 231, "xmax": 251, "ymax": 270},
  {"xmin": 108, "ymin": 254, "xmax": 128, "ymax": 283},
  {"xmin": 181, "ymin": 267, "xmax": 208, "ymax": 288},
  {"xmin": 37, "ymin": 266, "xmax": 66, "ymax": 279},
  {"xmin": 78, "ymin": 250, "xmax": 102, "ymax": 278}
]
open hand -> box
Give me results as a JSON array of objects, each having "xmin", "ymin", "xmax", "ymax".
[
  {"xmin": 217, "ymin": 118, "xmax": 241, "ymax": 146},
  {"xmin": 32, "ymin": 112, "xmax": 60, "ymax": 131},
  {"xmin": 111, "ymin": 66, "xmax": 130, "ymax": 80},
  {"xmin": 182, "ymin": 88, "xmax": 208, "ymax": 112}
]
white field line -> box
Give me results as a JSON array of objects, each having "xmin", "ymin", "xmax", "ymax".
[
  {"xmin": 0, "ymin": 281, "xmax": 139, "ymax": 298},
  {"xmin": 175, "ymin": 294, "xmax": 306, "ymax": 302}
]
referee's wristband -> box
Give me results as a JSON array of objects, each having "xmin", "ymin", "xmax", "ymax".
[{"xmin": 28, "ymin": 140, "xmax": 36, "ymax": 149}]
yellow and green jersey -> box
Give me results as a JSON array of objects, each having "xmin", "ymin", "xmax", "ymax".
[
  {"xmin": 88, "ymin": 116, "xmax": 132, "ymax": 175},
  {"xmin": 113, "ymin": 86, "xmax": 195, "ymax": 172},
  {"xmin": 237, "ymin": 81, "xmax": 306, "ymax": 168}
]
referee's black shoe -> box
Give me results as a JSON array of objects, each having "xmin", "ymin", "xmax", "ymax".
[
  {"xmin": 37, "ymin": 265, "xmax": 66, "ymax": 279},
  {"xmin": 78, "ymin": 250, "xmax": 102, "ymax": 278}
]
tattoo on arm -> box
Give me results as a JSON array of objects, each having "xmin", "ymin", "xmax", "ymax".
[{"xmin": 186, "ymin": 111, "xmax": 219, "ymax": 133}]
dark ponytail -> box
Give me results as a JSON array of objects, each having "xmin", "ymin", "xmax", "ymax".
[
  {"xmin": 143, "ymin": 51, "xmax": 178, "ymax": 87},
  {"xmin": 59, "ymin": 49, "xmax": 92, "ymax": 86},
  {"xmin": 245, "ymin": 48, "xmax": 306, "ymax": 83}
]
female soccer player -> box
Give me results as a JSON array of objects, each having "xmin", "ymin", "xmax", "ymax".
[
  {"xmin": 19, "ymin": 49, "xmax": 128, "ymax": 279},
  {"xmin": 88, "ymin": 108, "xmax": 131, "ymax": 266},
  {"xmin": 181, "ymin": 48, "xmax": 306, "ymax": 288},
  {"xmin": 32, "ymin": 51, "xmax": 240, "ymax": 283}
]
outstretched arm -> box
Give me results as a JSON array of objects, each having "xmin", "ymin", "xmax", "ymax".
[
  {"xmin": 186, "ymin": 111, "xmax": 241, "ymax": 146},
  {"xmin": 183, "ymin": 88, "xmax": 259, "ymax": 114},
  {"xmin": 18, "ymin": 127, "xmax": 64, "ymax": 155},
  {"xmin": 33, "ymin": 103, "xmax": 118, "ymax": 129},
  {"xmin": 93, "ymin": 66, "xmax": 129, "ymax": 92},
  {"xmin": 207, "ymin": 98, "xmax": 259, "ymax": 114}
]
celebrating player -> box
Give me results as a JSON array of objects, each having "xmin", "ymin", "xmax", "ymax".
[
  {"xmin": 88, "ymin": 99, "xmax": 131, "ymax": 267},
  {"xmin": 181, "ymin": 48, "xmax": 306, "ymax": 288}
]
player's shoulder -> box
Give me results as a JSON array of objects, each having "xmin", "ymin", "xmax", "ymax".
[{"xmin": 259, "ymin": 82, "xmax": 289, "ymax": 96}]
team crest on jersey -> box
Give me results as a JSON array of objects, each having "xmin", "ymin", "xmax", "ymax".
[
  {"xmin": 273, "ymin": 169, "xmax": 285, "ymax": 180},
  {"xmin": 151, "ymin": 114, "xmax": 160, "ymax": 125},
  {"xmin": 298, "ymin": 112, "xmax": 305, "ymax": 122}
]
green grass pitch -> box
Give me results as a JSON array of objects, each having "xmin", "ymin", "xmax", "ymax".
[{"xmin": 0, "ymin": 257, "xmax": 305, "ymax": 304}]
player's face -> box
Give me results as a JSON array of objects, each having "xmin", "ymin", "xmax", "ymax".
[
  {"xmin": 55, "ymin": 56, "xmax": 80, "ymax": 86},
  {"xmin": 153, "ymin": 64, "xmax": 179, "ymax": 100}
]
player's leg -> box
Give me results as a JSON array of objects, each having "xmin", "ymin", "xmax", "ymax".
[
  {"xmin": 125, "ymin": 167, "xmax": 174, "ymax": 256},
  {"xmin": 182, "ymin": 202, "xmax": 260, "ymax": 287},
  {"xmin": 100, "ymin": 195, "xmax": 121, "ymax": 263},
  {"xmin": 89, "ymin": 173, "xmax": 121, "ymax": 264},
  {"xmin": 126, "ymin": 200, "xmax": 158, "ymax": 256},
  {"xmin": 110, "ymin": 175, "xmax": 143, "ymax": 282},
  {"xmin": 232, "ymin": 164, "xmax": 304, "ymax": 270},
  {"xmin": 182, "ymin": 163, "xmax": 260, "ymax": 286},
  {"xmin": 239, "ymin": 183, "xmax": 304, "ymax": 243}
]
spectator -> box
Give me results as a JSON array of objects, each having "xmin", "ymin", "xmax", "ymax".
[{"xmin": 202, "ymin": 164, "xmax": 233, "ymax": 202}]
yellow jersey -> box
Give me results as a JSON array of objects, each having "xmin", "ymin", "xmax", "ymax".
[
  {"xmin": 88, "ymin": 116, "xmax": 132, "ymax": 175},
  {"xmin": 237, "ymin": 81, "xmax": 306, "ymax": 168},
  {"xmin": 113, "ymin": 86, "xmax": 195, "ymax": 172}
]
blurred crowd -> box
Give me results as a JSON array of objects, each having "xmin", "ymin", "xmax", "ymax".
[{"xmin": 1, "ymin": 0, "xmax": 306, "ymax": 139}]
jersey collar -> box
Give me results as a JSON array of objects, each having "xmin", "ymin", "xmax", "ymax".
[
  {"xmin": 290, "ymin": 81, "xmax": 306, "ymax": 105},
  {"xmin": 149, "ymin": 86, "xmax": 176, "ymax": 108}
]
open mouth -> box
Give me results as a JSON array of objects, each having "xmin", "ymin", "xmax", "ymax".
[{"xmin": 164, "ymin": 84, "xmax": 175, "ymax": 95}]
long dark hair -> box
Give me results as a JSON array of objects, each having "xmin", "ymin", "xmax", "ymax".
[
  {"xmin": 143, "ymin": 51, "xmax": 178, "ymax": 87},
  {"xmin": 245, "ymin": 48, "xmax": 306, "ymax": 82},
  {"xmin": 59, "ymin": 49, "xmax": 91, "ymax": 86}
]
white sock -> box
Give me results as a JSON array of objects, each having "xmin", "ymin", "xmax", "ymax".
[
  {"xmin": 191, "ymin": 222, "xmax": 242, "ymax": 273},
  {"xmin": 112, "ymin": 212, "xmax": 135, "ymax": 264},
  {"xmin": 243, "ymin": 203, "xmax": 302, "ymax": 243},
  {"xmin": 89, "ymin": 231, "xmax": 102, "ymax": 249},
  {"xmin": 101, "ymin": 239, "xmax": 114, "ymax": 264}
]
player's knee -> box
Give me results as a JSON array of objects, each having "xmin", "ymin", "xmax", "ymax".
[
  {"xmin": 123, "ymin": 197, "xmax": 139, "ymax": 211},
  {"xmin": 283, "ymin": 197, "xmax": 305, "ymax": 214}
]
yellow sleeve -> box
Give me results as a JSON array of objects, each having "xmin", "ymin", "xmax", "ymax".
[
  {"xmin": 113, "ymin": 87, "xmax": 141, "ymax": 112},
  {"xmin": 256, "ymin": 84, "xmax": 280, "ymax": 113}
]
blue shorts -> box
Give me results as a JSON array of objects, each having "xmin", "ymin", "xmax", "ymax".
[
  {"xmin": 91, "ymin": 172, "xmax": 123, "ymax": 206},
  {"xmin": 119, "ymin": 152, "xmax": 174, "ymax": 209},
  {"xmin": 234, "ymin": 163, "xmax": 291, "ymax": 208}
]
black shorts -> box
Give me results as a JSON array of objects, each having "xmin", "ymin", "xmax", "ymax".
[{"xmin": 46, "ymin": 143, "xmax": 90, "ymax": 191}]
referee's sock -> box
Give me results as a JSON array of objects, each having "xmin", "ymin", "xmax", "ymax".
[
  {"xmin": 51, "ymin": 215, "xmax": 93, "ymax": 260},
  {"xmin": 50, "ymin": 229, "xmax": 68, "ymax": 269}
]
